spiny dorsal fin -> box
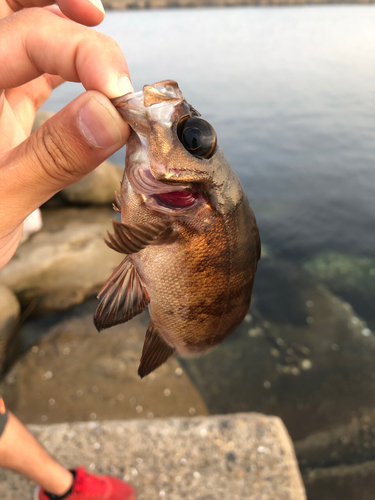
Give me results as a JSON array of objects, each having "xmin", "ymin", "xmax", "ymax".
[
  {"xmin": 94, "ymin": 256, "xmax": 150, "ymax": 332},
  {"xmin": 138, "ymin": 323, "xmax": 175, "ymax": 378},
  {"xmin": 105, "ymin": 220, "xmax": 173, "ymax": 255}
]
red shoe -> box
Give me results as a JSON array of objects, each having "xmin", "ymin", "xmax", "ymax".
[{"xmin": 35, "ymin": 466, "xmax": 136, "ymax": 500}]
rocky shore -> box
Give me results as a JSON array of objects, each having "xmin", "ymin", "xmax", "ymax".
[
  {"xmin": 102, "ymin": 0, "xmax": 374, "ymax": 10},
  {"xmin": 1, "ymin": 110, "xmax": 374, "ymax": 500}
]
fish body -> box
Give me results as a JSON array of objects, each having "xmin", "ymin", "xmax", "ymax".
[{"xmin": 94, "ymin": 80, "xmax": 260, "ymax": 377}]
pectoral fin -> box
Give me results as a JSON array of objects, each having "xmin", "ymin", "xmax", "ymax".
[
  {"xmin": 138, "ymin": 323, "xmax": 175, "ymax": 378},
  {"xmin": 94, "ymin": 256, "xmax": 149, "ymax": 331},
  {"xmin": 105, "ymin": 220, "xmax": 173, "ymax": 254}
]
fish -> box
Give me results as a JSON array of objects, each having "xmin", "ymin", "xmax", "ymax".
[{"xmin": 94, "ymin": 80, "xmax": 260, "ymax": 378}]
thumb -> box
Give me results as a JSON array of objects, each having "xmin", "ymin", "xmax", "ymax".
[{"xmin": 0, "ymin": 90, "xmax": 130, "ymax": 233}]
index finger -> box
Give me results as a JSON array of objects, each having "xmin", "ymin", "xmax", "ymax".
[
  {"xmin": 0, "ymin": 8, "xmax": 133, "ymax": 98},
  {"xmin": 2, "ymin": 0, "xmax": 105, "ymax": 27}
]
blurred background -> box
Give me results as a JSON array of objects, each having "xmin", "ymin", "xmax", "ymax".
[{"xmin": 0, "ymin": 5, "xmax": 374, "ymax": 499}]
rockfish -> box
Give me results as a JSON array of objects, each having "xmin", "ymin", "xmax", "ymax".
[{"xmin": 94, "ymin": 80, "xmax": 260, "ymax": 378}]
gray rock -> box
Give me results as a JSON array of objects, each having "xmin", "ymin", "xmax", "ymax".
[
  {"xmin": 0, "ymin": 207, "xmax": 123, "ymax": 315},
  {"xmin": 0, "ymin": 414, "xmax": 306, "ymax": 500},
  {"xmin": 0, "ymin": 285, "xmax": 20, "ymax": 367},
  {"xmin": 0, "ymin": 301, "xmax": 208, "ymax": 423},
  {"xmin": 61, "ymin": 161, "xmax": 123, "ymax": 205},
  {"xmin": 181, "ymin": 261, "xmax": 375, "ymax": 442},
  {"xmin": 31, "ymin": 110, "xmax": 54, "ymax": 133},
  {"xmin": 303, "ymin": 252, "xmax": 375, "ymax": 326}
]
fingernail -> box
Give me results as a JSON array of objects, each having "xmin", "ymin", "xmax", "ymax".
[
  {"xmin": 78, "ymin": 96, "xmax": 123, "ymax": 149},
  {"xmin": 87, "ymin": 0, "xmax": 105, "ymax": 14},
  {"xmin": 104, "ymin": 75, "xmax": 134, "ymax": 99}
]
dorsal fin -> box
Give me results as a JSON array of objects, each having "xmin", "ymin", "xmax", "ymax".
[
  {"xmin": 138, "ymin": 323, "xmax": 175, "ymax": 378},
  {"xmin": 94, "ymin": 256, "xmax": 150, "ymax": 332},
  {"xmin": 104, "ymin": 220, "xmax": 173, "ymax": 255}
]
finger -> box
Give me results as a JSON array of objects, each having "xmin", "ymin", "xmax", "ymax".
[
  {"xmin": 0, "ymin": 90, "xmax": 131, "ymax": 234},
  {"xmin": 5, "ymin": 74, "xmax": 65, "ymax": 135},
  {"xmin": 0, "ymin": 97, "xmax": 27, "ymax": 151},
  {"xmin": 43, "ymin": 4, "xmax": 70, "ymax": 19},
  {"xmin": 0, "ymin": 90, "xmax": 4, "ymax": 115},
  {"xmin": 0, "ymin": 8, "xmax": 133, "ymax": 98},
  {"xmin": 3, "ymin": 0, "xmax": 105, "ymax": 27},
  {"xmin": 56, "ymin": 0, "xmax": 105, "ymax": 26}
]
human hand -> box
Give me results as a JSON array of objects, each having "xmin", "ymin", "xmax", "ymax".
[{"xmin": 0, "ymin": 0, "xmax": 133, "ymax": 269}]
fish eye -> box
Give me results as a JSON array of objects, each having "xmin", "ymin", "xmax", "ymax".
[{"xmin": 177, "ymin": 116, "xmax": 217, "ymax": 159}]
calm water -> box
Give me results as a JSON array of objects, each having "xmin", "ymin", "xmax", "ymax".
[{"xmin": 45, "ymin": 6, "xmax": 375, "ymax": 260}]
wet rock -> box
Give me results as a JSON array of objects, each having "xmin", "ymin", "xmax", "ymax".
[
  {"xmin": 0, "ymin": 285, "xmax": 20, "ymax": 367},
  {"xmin": 295, "ymin": 410, "xmax": 375, "ymax": 470},
  {"xmin": 31, "ymin": 110, "xmax": 54, "ymax": 133},
  {"xmin": 181, "ymin": 261, "xmax": 375, "ymax": 441},
  {"xmin": 0, "ymin": 300, "xmax": 208, "ymax": 423},
  {"xmin": 303, "ymin": 461, "xmax": 375, "ymax": 500},
  {"xmin": 0, "ymin": 414, "xmax": 306, "ymax": 500},
  {"xmin": 254, "ymin": 260, "xmax": 315, "ymax": 325},
  {"xmin": 61, "ymin": 161, "xmax": 123, "ymax": 205},
  {"xmin": 303, "ymin": 252, "xmax": 375, "ymax": 326},
  {"xmin": 0, "ymin": 207, "xmax": 123, "ymax": 315}
]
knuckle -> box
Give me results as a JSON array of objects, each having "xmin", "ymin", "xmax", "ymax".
[{"xmin": 31, "ymin": 122, "xmax": 84, "ymax": 184}]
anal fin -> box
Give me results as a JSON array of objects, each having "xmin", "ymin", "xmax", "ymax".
[
  {"xmin": 138, "ymin": 323, "xmax": 175, "ymax": 378},
  {"xmin": 94, "ymin": 256, "xmax": 149, "ymax": 331}
]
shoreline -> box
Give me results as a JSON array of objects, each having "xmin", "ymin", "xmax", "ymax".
[{"xmin": 103, "ymin": 0, "xmax": 374, "ymax": 9}]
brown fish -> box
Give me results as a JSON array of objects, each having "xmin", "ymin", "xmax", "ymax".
[{"xmin": 94, "ymin": 80, "xmax": 260, "ymax": 378}]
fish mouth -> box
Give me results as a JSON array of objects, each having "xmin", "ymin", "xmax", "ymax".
[
  {"xmin": 128, "ymin": 161, "xmax": 204, "ymax": 214},
  {"xmin": 127, "ymin": 136, "xmax": 205, "ymax": 215},
  {"xmin": 153, "ymin": 191, "xmax": 200, "ymax": 210},
  {"xmin": 146, "ymin": 188, "xmax": 204, "ymax": 215}
]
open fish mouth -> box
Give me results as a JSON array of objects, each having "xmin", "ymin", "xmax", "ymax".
[
  {"xmin": 127, "ymin": 136, "xmax": 205, "ymax": 215},
  {"xmin": 153, "ymin": 190, "xmax": 199, "ymax": 209},
  {"xmin": 128, "ymin": 162, "xmax": 204, "ymax": 214},
  {"xmin": 147, "ymin": 187, "xmax": 204, "ymax": 214}
]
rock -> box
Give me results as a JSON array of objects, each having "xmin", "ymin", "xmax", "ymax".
[
  {"xmin": 295, "ymin": 410, "xmax": 375, "ymax": 470},
  {"xmin": 61, "ymin": 161, "xmax": 123, "ymax": 205},
  {"xmin": 31, "ymin": 110, "xmax": 54, "ymax": 133},
  {"xmin": 0, "ymin": 414, "xmax": 306, "ymax": 500},
  {"xmin": 302, "ymin": 461, "xmax": 375, "ymax": 500},
  {"xmin": 0, "ymin": 207, "xmax": 123, "ymax": 315},
  {"xmin": 303, "ymin": 252, "xmax": 375, "ymax": 326},
  {"xmin": 20, "ymin": 208, "xmax": 43, "ymax": 244},
  {"xmin": 0, "ymin": 300, "xmax": 208, "ymax": 423},
  {"xmin": 254, "ymin": 260, "xmax": 316, "ymax": 326},
  {"xmin": 180, "ymin": 261, "xmax": 375, "ymax": 441},
  {"xmin": 0, "ymin": 285, "xmax": 20, "ymax": 367}
]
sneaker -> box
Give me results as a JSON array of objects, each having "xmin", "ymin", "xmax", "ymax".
[{"xmin": 35, "ymin": 466, "xmax": 136, "ymax": 500}]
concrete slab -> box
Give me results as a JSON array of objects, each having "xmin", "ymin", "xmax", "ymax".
[{"xmin": 0, "ymin": 413, "xmax": 305, "ymax": 500}]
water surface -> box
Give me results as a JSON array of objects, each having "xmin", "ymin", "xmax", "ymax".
[{"xmin": 45, "ymin": 5, "xmax": 375, "ymax": 260}]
